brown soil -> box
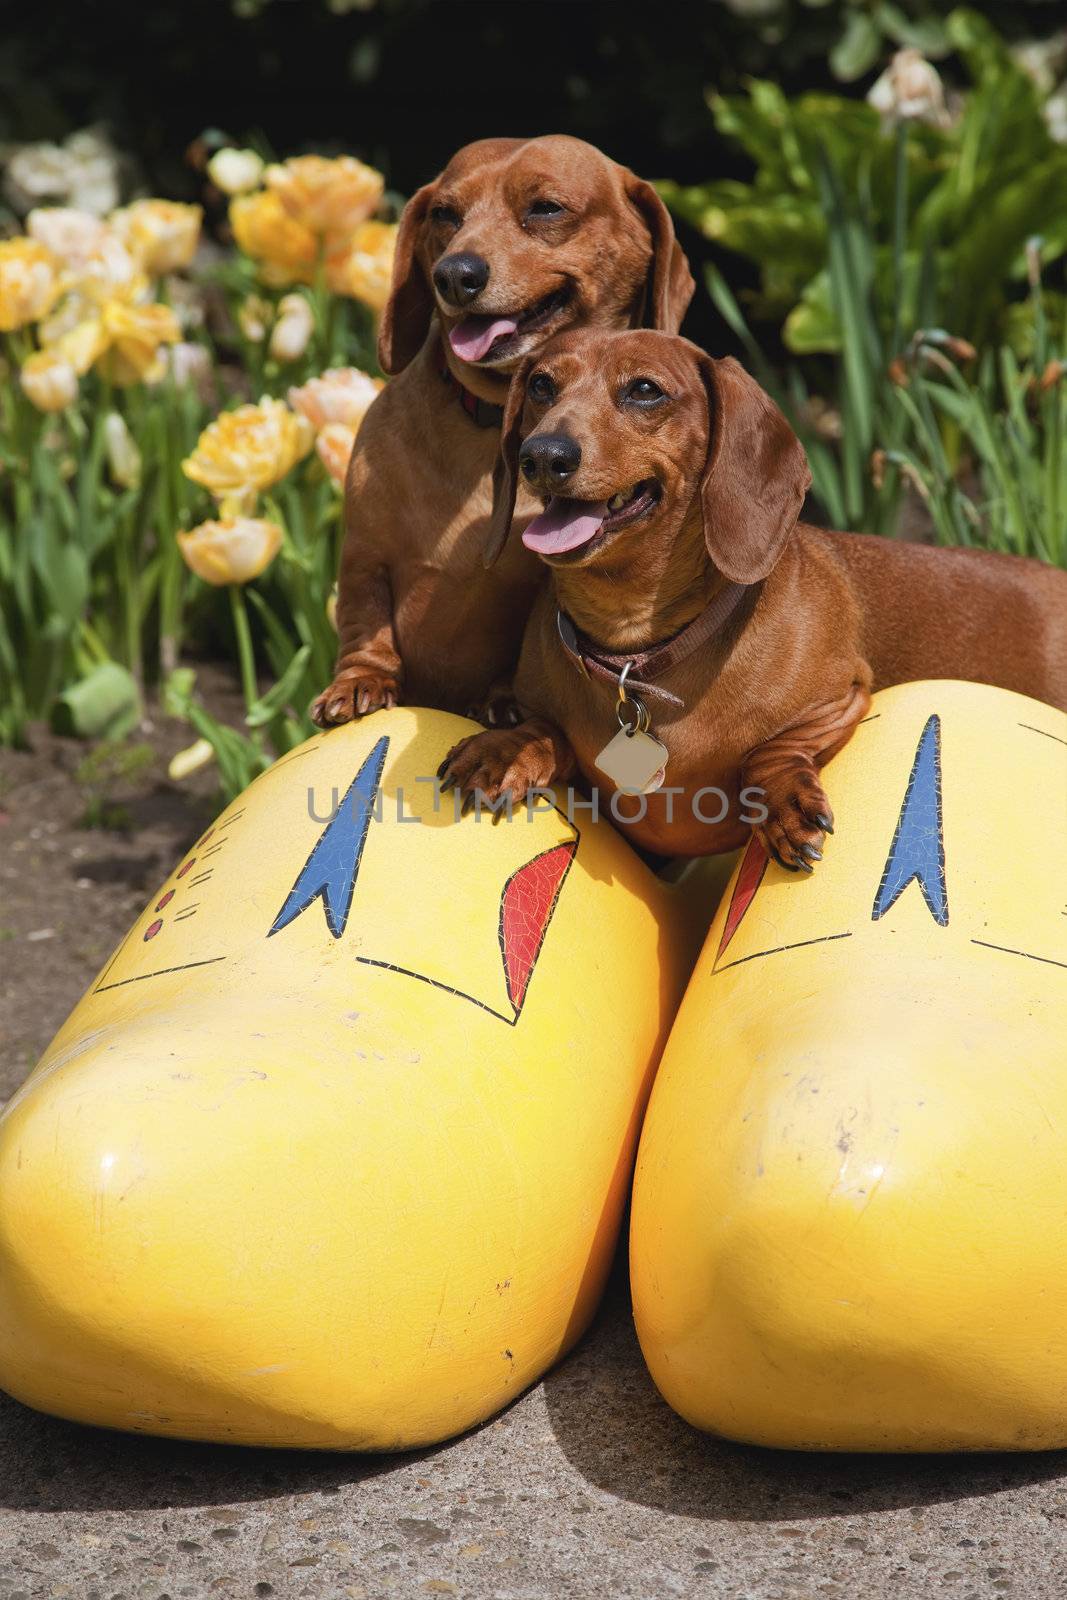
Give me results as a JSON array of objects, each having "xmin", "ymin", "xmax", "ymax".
[{"xmin": 0, "ymin": 666, "xmax": 246, "ymax": 1099}]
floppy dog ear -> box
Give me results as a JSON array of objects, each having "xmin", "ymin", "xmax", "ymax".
[
  {"xmin": 377, "ymin": 181, "xmax": 437, "ymax": 376},
  {"xmin": 485, "ymin": 356, "xmax": 535, "ymax": 569},
  {"xmin": 697, "ymin": 355, "xmax": 810, "ymax": 585},
  {"xmin": 624, "ymin": 175, "xmax": 695, "ymax": 334}
]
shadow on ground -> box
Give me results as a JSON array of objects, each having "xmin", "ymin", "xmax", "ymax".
[
  {"xmin": 0, "ymin": 1257, "xmax": 1062, "ymax": 1527},
  {"xmin": 541, "ymin": 1270, "xmax": 1067, "ymax": 1523}
]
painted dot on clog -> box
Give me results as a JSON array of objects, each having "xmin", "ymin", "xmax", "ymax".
[
  {"xmin": 143, "ymin": 919, "xmax": 163, "ymax": 942},
  {"xmin": 155, "ymin": 890, "xmax": 175, "ymax": 912},
  {"xmin": 176, "ymin": 859, "xmax": 196, "ymax": 879}
]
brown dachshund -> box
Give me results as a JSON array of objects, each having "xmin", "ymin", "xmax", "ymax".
[
  {"xmin": 310, "ymin": 137, "xmax": 694, "ymax": 728},
  {"xmin": 439, "ymin": 327, "xmax": 1067, "ymax": 867}
]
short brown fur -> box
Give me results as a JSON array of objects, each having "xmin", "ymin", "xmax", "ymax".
[
  {"xmin": 440, "ymin": 328, "xmax": 1067, "ymax": 865},
  {"xmin": 311, "ymin": 137, "xmax": 694, "ymax": 727}
]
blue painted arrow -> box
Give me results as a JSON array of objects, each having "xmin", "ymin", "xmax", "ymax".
[
  {"xmin": 872, "ymin": 713, "xmax": 948, "ymax": 926},
  {"xmin": 268, "ymin": 735, "xmax": 388, "ymax": 941}
]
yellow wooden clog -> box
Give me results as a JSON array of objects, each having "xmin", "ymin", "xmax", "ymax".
[
  {"xmin": 632, "ymin": 680, "xmax": 1067, "ymax": 1452},
  {"xmin": 0, "ymin": 709, "xmax": 702, "ymax": 1450}
]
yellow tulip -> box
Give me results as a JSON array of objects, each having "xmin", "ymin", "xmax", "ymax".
[
  {"xmin": 265, "ymin": 154, "xmax": 383, "ymax": 236},
  {"xmin": 50, "ymin": 313, "xmax": 108, "ymax": 376},
  {"xmin": 315, "ymin": 422, "xmax": 357, "ymax": 486},
  {"xmin": 182, "ymin": 397, "xmax": 313, "ymax": 505},
  {"xmin": 207, "ymin": 148, "xmax": 265, "ymax": 197},
  {"xmin": 269, "ymin": 292, "xmax": 314, "ymax": 363},
  {"xmin": 26, "ymin": 207, "xmax": 108, "ymax": 270},
  {"xmin": 112, "ymin": 200, "xmax": 202, "ymax": 276},
  {"xmin": 326, "ymin": 219, "xmax": 397, "ymax": 311},
  {"xmin": 42, "ymin": 282, "xmax": 179, "ymax": 384},
  {"xmin": 177, "ymin": 517, "xmax": 283, "ymax": 586},
  {"xmin": 230, "ymin": 191, "xmax": 316, "ymax": 288},
  {"xmin": 19, "ymin": 348, "xmax": 78, "ymax": 412},
  {"xmin": 288, "ymin": 365, "xmax": 383, "ymax": 430},
  {"xmin": 95, "ymin": 299, "xmax": 182, "ymax": 385},
  {"xmin": 0, "ymin": 238, "xmax": 61, "ymax": 331}
]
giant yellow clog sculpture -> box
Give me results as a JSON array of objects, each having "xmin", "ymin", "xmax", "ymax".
[
  {"xmin": 631, "ymin": 679, "xmax": 1067, "ymax": 1452},
  {"xmin": 0, "ymin": 709, "xmax": 702, "ymax": 1450}
]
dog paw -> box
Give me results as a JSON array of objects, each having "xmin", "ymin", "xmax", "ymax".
[
  {"xmin": 310, "ymin": 670, "xmax": 401, "ymax": 728},
  {"xmin": 753, "ymin": 771, "xmax": 834, "ymax": 873},
  {"xmin": 437, "ymin": 729, "xmax": 553, "ymax": 816},
  {"xmin": 467, "ymin": 689, "xmax": 522, "ymax": 729}
]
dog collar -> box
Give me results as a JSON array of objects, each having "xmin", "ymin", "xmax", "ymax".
[
  {"xmin": 437, "ymin": 353, "xmax": 504, "ymax": 429},
  {"xmin": 556, "ymin": 581, "xmax": 753, "ymax": 708}
]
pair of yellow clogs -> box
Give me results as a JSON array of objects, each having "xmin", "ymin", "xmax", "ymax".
[{"xmin": 0, "ymin": 679, "xmax": 1063, "ymax": 1453}]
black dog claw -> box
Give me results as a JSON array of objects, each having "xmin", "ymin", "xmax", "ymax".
[{"xmin": 813, "ymin": 812, "xmax": 835, "ymax": 835}]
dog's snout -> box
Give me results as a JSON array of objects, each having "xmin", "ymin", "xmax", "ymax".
[
  {"xmin": 433, "ymin": 252, "xmax": 489, "ymax": 307},
  {"xmin": 519, "ymin": 433, "xmax": 582, "ymax": 491}
]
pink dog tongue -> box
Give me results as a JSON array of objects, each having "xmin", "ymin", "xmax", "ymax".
[
  {"xmin": 522, "ymin": 497, "xmax": 609, "ymax": 555},
  {"xmin": 449, "ymin": 314, "xmax": 519, "ymax": 362}
]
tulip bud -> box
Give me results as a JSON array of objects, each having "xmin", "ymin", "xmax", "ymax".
[
  {"xmin": 177, "ymin": 516, "xmax": 284, "ymax": 586},
  {"xmin": 104, "ymin": 411, "xmax": 142, "ymax": 489},
  {"xmin": 238, "ymin": 294, "xmax": 271, "ymax": 343},
  {"xmin": 168, "ymin": 737, "xmax": 216, "ymax": 781},
  {"xmin": 207, "ymin": 147, "xmax": 266, "ymax": 197},
  {"xmin": 20, "ymin": 348, "xmax": 78, "ymax": 413},
  {"xmin": 868, "ymin": 49, "xmax": 948, "ymax": 132},
  {"xmin": 269, "ymin": 292, "xmax": 314, "ymax": 363}
]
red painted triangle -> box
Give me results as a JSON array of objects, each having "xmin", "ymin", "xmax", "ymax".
[
  {"xmin": 716, "ymin": 835, "xmax": 769, "ymax": 964},
  {"xmin": 499, "ymin": 841, "xmax": 577, "ymax": 1014}
]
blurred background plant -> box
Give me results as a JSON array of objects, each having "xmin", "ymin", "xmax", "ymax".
[
  {"xmin": 1, "ymin": 0, "xmax": 1064, "ymax": 805},
  {"xmin": 0, "ymin": 144, "xmax": 390, "ymax": 793}
]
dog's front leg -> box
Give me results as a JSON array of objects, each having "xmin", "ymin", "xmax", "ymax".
[
  {"xmin": 311, "ymin": 566, "xmax": 403, "ymax": 726},
  {"xmin": 741, "ymin": 676, "xmax": 871, "ymax": 871},
  {"xmin": 437, "ymin": 719, "xmax": 577, "ymax": 816}
]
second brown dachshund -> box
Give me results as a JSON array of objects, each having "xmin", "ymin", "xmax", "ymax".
[
  {"xmin": 439, "ymin": 327, "xmax": 1067, "ymax": 867},
  {"xmin": 311, "ymin": 137, "xmax": 694, "ymax": 730}
]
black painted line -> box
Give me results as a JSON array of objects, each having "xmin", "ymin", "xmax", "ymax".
[
  {"xmin": 714, "ymin": 931, "xmax": 853, "ymax": 974},
  {"xmin": 355, "ymin": 957, "xmax": 516, "ymax": 1026},
  {"xmin": 971, "ymin": 939, "xmax": 1067, "ymax": 972},
  {"xmin": 94, "ymin": 956, "xmax": 227, "ymax": 994},
  {"xmin": 1018, "ymin": 723, "xmax": 1067, "ymax": 748}
]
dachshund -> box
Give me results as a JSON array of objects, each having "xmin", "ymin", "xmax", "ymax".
[
  {"xmin": 310, "ymin": 136, "xmax": 694, "ymax": 728},
  {"xmin": 438, "ymin": 327, "xmax": 1067, "ymax": 866}
]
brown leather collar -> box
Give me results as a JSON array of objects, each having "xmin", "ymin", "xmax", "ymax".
[
  {"xmin": 437, "ymin": 352, "xmax": 504, "ymax": 429},
  {"xmin": 556, "ymin": 581, "xmax": 752, "ymax": 708}
]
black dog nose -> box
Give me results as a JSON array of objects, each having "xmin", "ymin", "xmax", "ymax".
[
  {"xmin": 519, "ymin": 433, "xmax": 582, "ymax": 491},
  {"xmin": 432, "ymin": 252, "xmax": 489, "ymax": 307}
]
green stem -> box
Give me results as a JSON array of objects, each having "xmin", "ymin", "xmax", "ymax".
[
  {"xmin": 228, "ymin": 582, "xmax": 263, "ymax": 744},
  {"xmin": 891, "ymin": 120, "xmax": 908, "ymax": 358}
]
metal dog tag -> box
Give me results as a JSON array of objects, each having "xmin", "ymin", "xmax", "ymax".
[{"xmin": 595, "ymin": 726, "xmax": 669, "ymax": 794}]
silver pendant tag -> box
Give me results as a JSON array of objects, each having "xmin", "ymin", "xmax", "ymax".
[{"xmin": 595, "ymin": 726, "xmax": 669, "ymax": 794}]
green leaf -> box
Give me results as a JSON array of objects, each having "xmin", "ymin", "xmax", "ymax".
[
  {"xmin": 830, "ymin": 11, "xmax": 881, "ymax": 82},
  {"xmin": 245, "ymin": 643, "xmax": 312, "ymax": 727},
  {"xmin": 51, "ymin": 663, "xmax": 140, "ymax": 741},
  {"xmin": 784, "ymin": 271, "xmax": 841, "ymax": 353}
]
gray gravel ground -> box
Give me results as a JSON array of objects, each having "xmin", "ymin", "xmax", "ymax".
[{"xmin": 0, "ymin": 1262, "xmax": 1064, "ymax": 1600}]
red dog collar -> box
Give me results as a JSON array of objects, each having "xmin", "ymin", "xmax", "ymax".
[{"xmin": 437, "ymin": 352, "xmax": 504, "ymax": 429}]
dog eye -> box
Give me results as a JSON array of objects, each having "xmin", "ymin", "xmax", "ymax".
[
  {"xmin": 525, "ymin": 199, "xmax": 566, "ymax": 221},
  {"xmin": 624, "ymin": 378, "xmax": 667, "ymax": 406},
  {"xmin": 527, "ymin": 371, "xmax": 557, "ymax": 404},
  {"xmin": 430, "ymin": 204, "xmax": 462, "ymax": 229}
]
